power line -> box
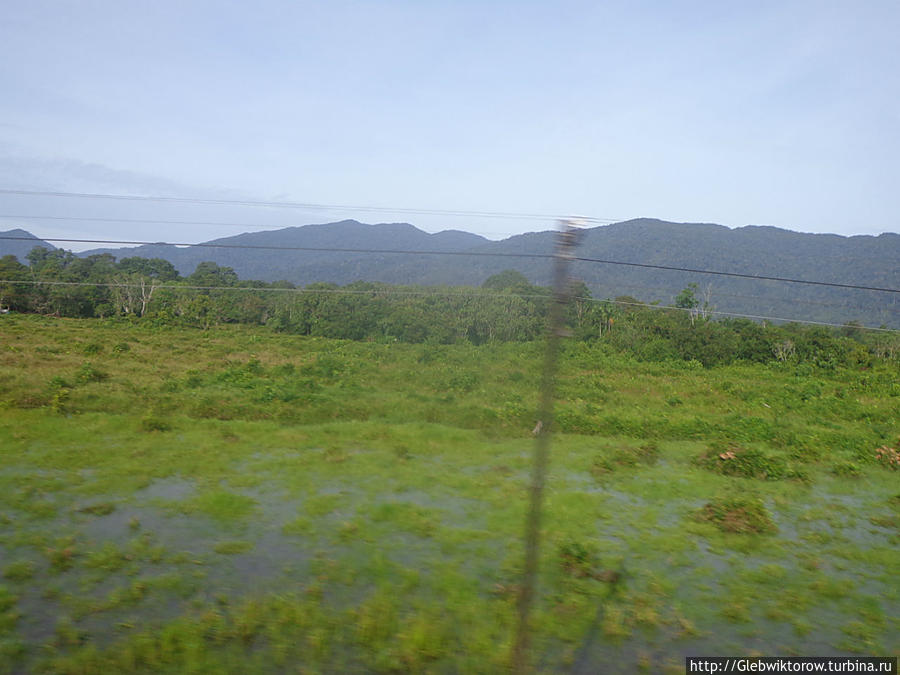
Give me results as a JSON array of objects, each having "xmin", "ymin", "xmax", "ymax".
[
  {"xmin": 587, "ymin": 280, "xmax": 887, "ymax": 312},
  {"xmin": 0, "ymin": 213, "xmax": 538, "ymax": 241},
  {"xmin": 2, "ymin": 278, "xmax": 897, "ymax": 333},
  {"xmin": 1, "ymin": 234, "xmax": 898, "ymax": 294},
  {"xmin": 1, "ymin": 277, "xmax": 888, "ymax": 317},
  {"xmin": 0, "ymin": 212, "xmax": 883, "ymax": 265},
  {"xmin": 570, "ymin": 256, "xmax": 900, "ymax": 294},
  {"xmin": 0, "ymin": 233, "xmax": 552, "ymax": 258},
  {"xmin": 0, "ymin": 278, "xmax": 552, "ymax": 300},
  {"xmin": 597, "ymin": 297, "xmax": 900, "ymax": 333},
  {"xmin": 0, "ymin": 188, "xmax": 620, "ymax": 224}
]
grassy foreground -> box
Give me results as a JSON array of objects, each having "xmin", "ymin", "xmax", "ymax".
[{"xmin": 0, "ymin": 315, "xmax": 898, "ymax": 673}]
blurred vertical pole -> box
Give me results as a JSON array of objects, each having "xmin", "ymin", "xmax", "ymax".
[{"xmin": 512, "ymin": 218, "xmax": 582, "ymax": 673}]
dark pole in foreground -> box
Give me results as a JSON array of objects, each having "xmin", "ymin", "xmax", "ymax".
[{"xmin": 512, "ymin": 219, "xmax": 582, "ymax": 673}]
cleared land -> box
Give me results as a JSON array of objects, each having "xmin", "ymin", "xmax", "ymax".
[{"xmin": 0, "ymin": 315, "xmax": 898, "ymax": 673}]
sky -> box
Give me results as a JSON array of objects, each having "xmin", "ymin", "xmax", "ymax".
[{"xmin": 1, "ymin": 0, "xmax": 898, "ymax": 250}]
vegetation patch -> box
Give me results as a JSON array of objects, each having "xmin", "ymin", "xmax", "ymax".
[
  {"xmin": 697, "ymin": 496, "xmax": 777, "ymax": 534},
  {"xmin": 44, "ymin": 541, "xmax": 77, "ymax": 572},
  {"xmin": 75, "ymin": 362, "xmax": 108, "ymax": 384},
  {"xmin": 2, "ymin": 561, "xmax": 35, "ymax": 583},
  {"xmin": 830, "ymin": 461, "xmax": 862, "ymax": 478},
  {"xmin": 81, "ymin": 342, "xmax": 104, "ymax": 355},
  {"xmin": 76, "ymin": 501, "xmax": 116, "ymax": 516},
  {"xmin": 84, "ymin": 542, "xmax": 130, "ymax": 573},
  {"xmin": 370, "ymin": 501, "xmax": 437, "ymax": 537},
  {"xmin": 696, "ymin": 444, "xmax": 796, "ymax": 480},
  {"xmin": 0, "ymin": 316, "xmax": 897, "ymax": 671},
  {"xmin": 874, "ymin": 442, "xmax": 899, "ymax": 470},
  {"xmin": 139, "ymin": 415, "xmax": 172, "ymax": 432},
  {"xmin": 213, "ymin": 540, "xmax": 254, "ymax": 555},
  {"xmin": 557, "ymin": 539, "xmax": 620, "ymax": 582},
  {"xmin": 591, "ymin": 442, "xmax": 659, "ymax": 476},
  {"xmin": 181, "ymin": 491, "xmax": 259, "ymax": 523},
  {"xmin": 0, "ymin": 585, "xmax": 19, "ymax": 633}
]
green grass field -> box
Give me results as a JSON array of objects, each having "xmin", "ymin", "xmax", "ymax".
[{"xmin": 1, "ymin": 315, "xmax": 898, "ymax": 673}]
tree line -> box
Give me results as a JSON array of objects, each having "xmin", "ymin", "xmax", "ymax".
[{"xmin": 1, "ymin": 247, "xmax": 896, "ymax": 368}]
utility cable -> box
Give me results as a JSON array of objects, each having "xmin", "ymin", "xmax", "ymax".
[
  {"xmin": 571, "ymin": 256, "xmax": 899, "ymax": 294},
  {"xmin": 0, "ymin": 188, "xmax": 620, "ymax": 223},
  {"xmin": 0, "ymin": 213, "xmax": 535, "ymax": 240},
  {"xmin": 1, "ymin": 281, "xmax": 896, "ymax": 332},
  {"xmin": 1, "ymin": 234, "xmax": 898, "ymax": 294}
]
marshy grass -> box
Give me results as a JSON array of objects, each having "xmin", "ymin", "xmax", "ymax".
[{"xmin": 0, "ymin": 314, "xmax": 897, "ymax": 672}]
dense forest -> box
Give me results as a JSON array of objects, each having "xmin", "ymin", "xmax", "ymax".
[{"xmin": 1, "ymin": 246, "xmax": 897, "ymax": 369}]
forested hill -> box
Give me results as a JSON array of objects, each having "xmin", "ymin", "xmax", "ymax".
[
  {"xmin": 3, "ymin": 219, "xmax": 899, "ymax": 327},
  {"xmin": 0, "ymin": 228, "xmax": 56, "ymax": 260},
  {"xmin": 77, "ymin": 220, "xmax": 493, "ymax": 287}
]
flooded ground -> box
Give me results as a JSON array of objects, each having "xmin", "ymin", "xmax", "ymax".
[{"xmin": 1, "ymin": 318, "xmax": 897, "ymax": 672}]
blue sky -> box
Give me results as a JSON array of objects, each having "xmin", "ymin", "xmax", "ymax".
[{"xmin": 1, "ymin": 0, "xmax": 898, "ymax": 247}]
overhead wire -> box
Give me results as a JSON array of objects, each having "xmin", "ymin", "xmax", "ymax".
[
  {"xmin": 0, "ymin": 213, "xmax": 538, "ymax": 241},
  {"xmin": 571, "ymin": 255, "xmax": 900, "ymax": 294},
  {"xmin": 0, "ymin": 212, "xmax": 887, "ymax": 265},
  {"xmin": 582, "ymin": 280, "xmax": 890, "ymax": 312},
  {"xmin": 5, "ymin": 187, "xmax": 897, "ymax": 674},
  {"xmin": 4, "ymin": 272, "xmax": 890, "ymax": 318},
  {"xmin": 0, "ymin": 278, "xmax": 552, "ymax": 299},
  {"xmin": 1, "ymin": 233, "xmax": 898, "ymax": 294},
  {"xmin": 0, "ymin": 188, "xmax": 620, "ymax": 223},
  {"xmin": 2, "ymin": 278, "xmax": 898, "ymax": 333}
]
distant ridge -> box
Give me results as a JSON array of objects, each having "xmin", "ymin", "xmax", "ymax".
[
  {"xmin": 0, "ymin": 228, "xmax": 56, "ymax": 261},
  {"xmin": 2, "ymin": 218, "xmax": 898, "ymax": 327}
]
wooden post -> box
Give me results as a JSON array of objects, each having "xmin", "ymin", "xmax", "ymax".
[{"xmin": 512, "ymin": 218, "xmax": 582, "ymax": 673}]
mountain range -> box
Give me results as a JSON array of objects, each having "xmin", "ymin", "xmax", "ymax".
[{"xmin": 2, "ymin": 219, "xmax": 898, "ymax": 327}]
